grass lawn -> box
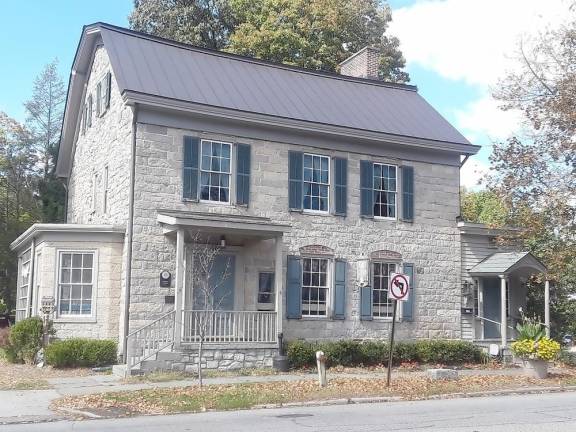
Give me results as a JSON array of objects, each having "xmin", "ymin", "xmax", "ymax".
[{"xmin": 53, "ymin": 370, "xmax": 576, "ymax": 417}]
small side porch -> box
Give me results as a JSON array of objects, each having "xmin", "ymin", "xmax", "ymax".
[
  {"xmin": 466, "ymin": 252, "xmax": 549, "ymax": 352},
  {"xmin": 125, "ymin": 210, "xmax": 290, "ymax": 374}
]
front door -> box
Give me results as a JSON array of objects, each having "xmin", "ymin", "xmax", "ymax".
[
  {"xmin": 483, "ymin": 277, "xmax": 501, "ymax": 339},
  {"xmin": 193, "ymin": 254, "xmax": 235, "ymax": 311}
]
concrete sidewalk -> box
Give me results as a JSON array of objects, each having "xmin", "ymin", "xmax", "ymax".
[{"xmin": 0, "ymin": 368, "xmax": 526, "ymax": 425}]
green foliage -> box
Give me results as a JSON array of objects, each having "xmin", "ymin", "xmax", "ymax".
[
  {"xmin": 460, "ymin": 189, "xmax": 509, "ymax": 226},
  {"xmin": 0, "ymin": 298, "xmax": 7, "ymax": 315},
  {"xmin": 515, "ymin": 314, "xmax": 546, "ymax": 341},
  {"xmin": 286, "ymin": 339, "xmax": 485, "ymax": 369},
  {"xmin": 558, "ymin": 350, "xmax": 576, "ymax": 367},
  {"xmin": 129, "ymin": 0, "xmax": 409, "ymax": 82},
  {"xmin": 8, "ymin": 317, "xmax": 44, "ymax": 364},
  {"xmin": 44, "ymin": 339, "xmax": 117, "ymax": 368}
]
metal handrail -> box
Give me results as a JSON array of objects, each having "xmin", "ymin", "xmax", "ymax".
[
  {"xmin": 126, "ymin": 310, "xmax": 176, "ymax": 369},
  {"xmin": 474, "ymin": 315, "xmax": 516, "ymax": 331}
]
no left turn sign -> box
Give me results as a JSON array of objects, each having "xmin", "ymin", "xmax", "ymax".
[{"xmin": 389, "ymin": 273, "xmax": 410, "ymax": 301}]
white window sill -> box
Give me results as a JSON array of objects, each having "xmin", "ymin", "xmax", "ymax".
[
  {"xmin": 301, "ymin": 210, "xmax": 331, "ymax": 216},
  {"xmin": 54, "ymin": 317, "xmax": 96, "ymax": 324},
  {"xmin": 374, "ymin": 216, "xmax": 397, "ymax": 222}
]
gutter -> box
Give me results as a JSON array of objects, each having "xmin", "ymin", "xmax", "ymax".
[{"xmin": 122, "ymin": 103, "xmax": 138, "ymax": 362}]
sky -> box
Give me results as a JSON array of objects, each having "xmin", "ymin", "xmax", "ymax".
[{"xmin": 0, "ymin": 0, "xmax": 571, "ymax": 189}]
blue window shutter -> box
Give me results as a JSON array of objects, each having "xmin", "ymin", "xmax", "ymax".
[
  {"xmin": 183, "ymin": 136, "xmax": 199, "ymax": 200},
  {"xmin": 360, "ymin": 160, "xmax": 374, "ymax": 218},
  {"xmin": 402, "ymin": 263, "xmax": 415, "ymax": 321},
  {"xmin": 333, "ymin": 260, "xmax": 346, "ymax": 319},
  {"xmin": 105, "ymin": 72, "xmax": 112, "ymax": 109},
  {"xmin": 236, "ymin": 143, "xmax": 251, "ymax": 206},
  {"xmin": 401, "ymin": 165, "xmax": 414, "ymax": 222},
  {"xmin": 286, "ymin": 255, "xmax": 302, "ymax": 319},
  {"xmin": 288, "ymin": 151, "xmax": 303, "ymax": 210},
  {"xmin": 334, "ymin": 158, "xmax": 347, "ymax": 216},
  {"xmin": 360, "ymin": 284, "xmax": 373, "ymax": 321}
]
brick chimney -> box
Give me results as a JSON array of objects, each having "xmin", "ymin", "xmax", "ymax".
[{"xmin": 339, "ymin": 47, "xmax": 380, "ymax": 80}]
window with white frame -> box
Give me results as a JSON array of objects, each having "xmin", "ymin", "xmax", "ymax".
[
  {"xmin": 373, "ymin": 163, "xmax": 397, "ymax": 218},
  {"xmin": 58, "ymin": 252, "xmax": 95, "ymax": 316},
  {"xmin": 372, "ymin": 262, "xmax": 396, "ymax": 318},
  {"xmin": 303, "ymin": 154, "xmax": 329, "ymax": 212},
  {"xmin": 200, "ymin": 140, "xmax": 231, "ymax": 203},
  {"xmin": 302, "ymin": 257, "xmax": 329, "ymax": 316},
  {"xmin": 15, "ymin": 250, "xmax": 31, "ymax": 321},
  {"xmin": 257, "ymin": 272, "xmax": 275, "ymax": 309}
]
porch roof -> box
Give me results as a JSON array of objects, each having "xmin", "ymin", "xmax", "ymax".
[
  {"xmin": 157, "ymin": 210, "xmax": 291, "ymax": 239},
  {"xmin": 469, "ymin": 251, "xmax": 546, "ymax": 276}
]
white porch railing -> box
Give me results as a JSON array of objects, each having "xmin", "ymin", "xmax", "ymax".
[
  {"xmin": 126, "ymin": 310, "xmax": 176, "ymax": 369},
  {"xmin": 182, "ymin": 310, "xmax": 277, "ymax": 344}
]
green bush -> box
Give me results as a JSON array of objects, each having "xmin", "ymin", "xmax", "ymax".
[
  {"xmin": 286, "ymin": 339, "xmax": 485, "ymax": 369},
  {"xmin": 8, "ymin": 317, "xmax": 44, "ymax": 364},
  {"xmin": 45, "ymin": 339, "xmax": 117, "ymax": 368}
]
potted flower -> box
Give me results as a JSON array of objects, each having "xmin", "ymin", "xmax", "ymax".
[{"xmin": 511, "ymin": 314, "xmax": 560, "ymax": 378}]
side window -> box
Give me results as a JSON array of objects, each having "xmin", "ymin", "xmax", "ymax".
[
  {"xmin": 372, "ymin": 262, "xmax": 396, "ymax": 318},
  {"xmin": 373, "ymin": 163, "xmax": 397, "ymax": 219},
  {"xmin": 200, "ymin": 140, "xmax": 231, "ymax": 203},
  {"xmin": 81, "ymin": 103, "xmax": 87, "ymax": 135},
  {"xmin": 96, "ymin": 83, "xmax": 102, "ymax": 117},
  {"xmin": 58, "ymin": 252, "xmax": 95, "ymax": 316},
  {"xmin": 91, "ymin": 172, "xmax": 98, "ymax": 213},
  {"xmin": 86, "ymin": 95, "xmax": 93, "ymax": 128},
  {"xmin": 301, "ymin": 257, "xmax": 329, "ymax": 317},
  {"xmin": 16, "ymin": 250, "xmax": 31, "ymax": 321},
  {"xmin": 303, "ymin": 153, "xmax": 330, "ymax": 212},
  {"xmin": 257, "ymin": 272, "xmax": 275, "ymax": 310},
  {"xmin": 102, "ymin": 165, "xmax": 109, "ymax": 214}
]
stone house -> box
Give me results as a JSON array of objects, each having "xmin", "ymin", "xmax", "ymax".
[{"xmin": 10, "ymin": 23, "xmax": 551, "ymax": 373}]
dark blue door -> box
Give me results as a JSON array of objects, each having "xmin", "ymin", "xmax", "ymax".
[
  {"xmin": 483, "ymin": 277, "xmax": 501, "ymax": 339},
  {"xmin": 194, "ymin": 255, "xmax": 235, "ymax": 310}
]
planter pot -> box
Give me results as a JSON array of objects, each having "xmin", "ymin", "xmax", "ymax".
[{"xmin": 522, "ymin": 359, "xmax": 548, "ymax": 379}]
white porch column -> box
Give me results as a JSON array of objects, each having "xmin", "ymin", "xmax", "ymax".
[
  {"xmin": 274, "ymin": 235, "xmax": 284, "ymax": 338},
  {"xmin": 475, "ymin": 277, "xmax": 483, "ymax": 340},
  {"xmin": 500, "ymin": 275, "xmax": 508, "ymax": 348},
  {"xmin": 174, "ymin": 228, "xmax": 185, "ymax": 348},
  {"xmin": 544, "ymin": 279, "xmax": 550, "ymax": 338}
]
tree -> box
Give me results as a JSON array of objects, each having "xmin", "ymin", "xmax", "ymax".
[
  {"xmin": 129, "ymin": 0, "xmax": 237, "ymax": 49},
  {"xmin": 187, "ymin": 232, "xmax": 231, "ymax": 386},
  {"xmin": 24, "ymin": 60, "xmax": 67, "ymax": 223},
  {"xmin": 488, "ymin": 7, "xmax": 576, "ymax": 337},
  {"xmin": 0, "ymin": 113, "xmax": 40, "ymax": 310},
  {"xmin": 460, "ymin": 188, "xmax": 508, "ymax": 227},
  {"xmin": 129, "ymin": 0, "xmax": 409, "ymax": 82}
]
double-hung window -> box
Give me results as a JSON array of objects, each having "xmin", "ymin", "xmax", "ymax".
[
  {"xmin": 16, "ymin": 250, "xmax": 31, "ymax": 321},
  {"xmin": 372, "ymin": 262, "xmax": 396, "ymax": 318},
  {"xmin": 200, "ymin": 140, "xmax": 231, "ymax": 203},
  {"xmin": 303, "ymin": 154, "xmax": 329, "ymax": 212},
  {"xmin": 301, "ymin": 257, "xmax": 329, "ymax": 316},
  {"xmin": 257, "ymin": 272, "xmax": 275, "ymax": 310},
  {"xmin": 373, "ymin": 163, "xmax": 397, "ymax": 218},
  {"xmin": 58, "ymin": 252, "xmax": 95, "ymax": 316}
]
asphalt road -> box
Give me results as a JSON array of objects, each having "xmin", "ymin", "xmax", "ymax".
[{"xmin": 5, "ymin": 391, "xmax": 576, "ymax": 432}]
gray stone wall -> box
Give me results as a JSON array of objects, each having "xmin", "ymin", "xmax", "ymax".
[
  {"xmin": 129, "ymin": 124, "xmax": 462, "ymax": 341},
  {"xmin": 67, "ymin": 45, "xmax": 133, "ymax": 227}
]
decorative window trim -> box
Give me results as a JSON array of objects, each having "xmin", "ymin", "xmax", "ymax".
[
  {"xmin": 372, "ymin": 162, "xmax": 398, "ymax": 220},
  {"xmin": 199, "ymin": 139, "xmax": 233, "ymax": 205},
  {"xmin": 370, "ymin": 250, "xmax": 402, "ymax": 261},
  {"xmin": 302, "ymin": 153, "xmax": 330, "ymax": 214},
  {"xmin": 299, "ymin": 245, "xmax": 334, "ymax": 256},
  {"xmin": 54, "ymin": 249, "xmax": 98, "ymax": 321},
  {"xmin": 301, "ymin": 256, "xmax": 332, "ymax": 318}
]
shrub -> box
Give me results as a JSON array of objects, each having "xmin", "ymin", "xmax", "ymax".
[
  {"xmin": 0, "ymin": 299, "xmax": 7, "ymax": 315},
  {"xmin": 286, "ymin": 339, "xmax": 485, "ymax": 369},
  {"xmin": 8, "ymin": 317, "xmax": 44, "ymax": 364},
  {"xmin": 511, "ymin": 337, "xmax": 561, "ymax": 361},
  {"xmin": 45, "ymin": 339, "xmax": 117, "ymax": 368}
]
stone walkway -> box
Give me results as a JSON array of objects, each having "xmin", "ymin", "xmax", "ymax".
[{"xmin": 0, "ymin": 368, "xmax": 526, "ymax": 425}]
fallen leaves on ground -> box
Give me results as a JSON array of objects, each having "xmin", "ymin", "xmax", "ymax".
[{"xmin": 52, "ymin": 369, "xmax": 576, "ymax": 417}]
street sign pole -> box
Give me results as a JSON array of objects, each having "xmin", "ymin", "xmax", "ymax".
[{"xmin": 386, "ymin": 299, "xmax": 397, "ymax": 387}]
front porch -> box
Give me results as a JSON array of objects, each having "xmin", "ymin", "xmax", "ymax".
[
  {"xmin": 467, "ymin": 252, "xmax": 550, "ymax": 351},
  {"xmin": 125, "ymin": 211, "xmax": 290, "ymax": 373}
]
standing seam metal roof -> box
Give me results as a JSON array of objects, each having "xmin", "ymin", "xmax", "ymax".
[{"xmin": 98, "ymin": 24, "xmax": 472, "ymax": 146}]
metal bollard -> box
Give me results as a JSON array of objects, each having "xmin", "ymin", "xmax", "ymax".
[{"xmin": 316, "ymin": 351, "xmax": 327, "ymax": 387}]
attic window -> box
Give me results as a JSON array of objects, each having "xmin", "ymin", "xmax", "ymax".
[
  {"xmin": 86, "ymin": 95, "xmax": 93, "ymax": 128},
  {"xmin": 97, "ymin": 72, "xmax": 112, "ymax": 117}
]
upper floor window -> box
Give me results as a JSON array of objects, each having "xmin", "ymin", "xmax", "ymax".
[
  {"xmin": 372, "ymin": 261, "xmax": 396, "ymax": 318},
  {"xmin": 303, "ymin": 153, "xmax": 330, "ymax": 212},
  {"xmin": 200, "ymin": 140, "xmax": 231, "ymax": 203},
  {"xmin": 86, "ymin": 95, "xmax": 93, "ymax": 128},
  {"xmin": 373, "ymin": 163, "xmax": 397, "ymax": 218},
  {"xmin": 58, "ymin": 252, "xmax": 95, "ymax": 316},
  {"xmin": 302, "ymin": 257, "xmax": 329, "ymax": 317},
  {"xmin": 102, "ymin": 165, "xmax": 109, "ymax": 214}
]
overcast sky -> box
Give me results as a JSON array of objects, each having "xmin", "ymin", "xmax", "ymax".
[{"xmin": 0, "ymin": 0, "xmax": 571, "ymax": 189}]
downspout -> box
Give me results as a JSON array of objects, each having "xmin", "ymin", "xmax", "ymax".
[{"xmin": 122, "ymin": 103, "xmax": 138, "ymax": 362}]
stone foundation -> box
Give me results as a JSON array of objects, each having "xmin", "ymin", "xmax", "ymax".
[{"xmin": 140, "ymin": 345, "xmax": 278, "ymax": 373}]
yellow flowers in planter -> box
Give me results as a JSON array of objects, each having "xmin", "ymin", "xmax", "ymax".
[{"xmin": 511, "ymin": 337, "xmax": 561, "ymax": 362}]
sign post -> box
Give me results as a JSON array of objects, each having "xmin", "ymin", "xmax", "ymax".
[{"xmin": 386, "ymin": 272, "xmax": 410, "ymax": 387}]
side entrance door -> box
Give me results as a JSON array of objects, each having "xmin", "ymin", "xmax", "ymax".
[
  {"xmin": 483, "ymin": 277, "xmax": 501, "ymax": 339},
  {"xmin": 193, "ymin": 254, "xmax": 235, "ymax": 311}
]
